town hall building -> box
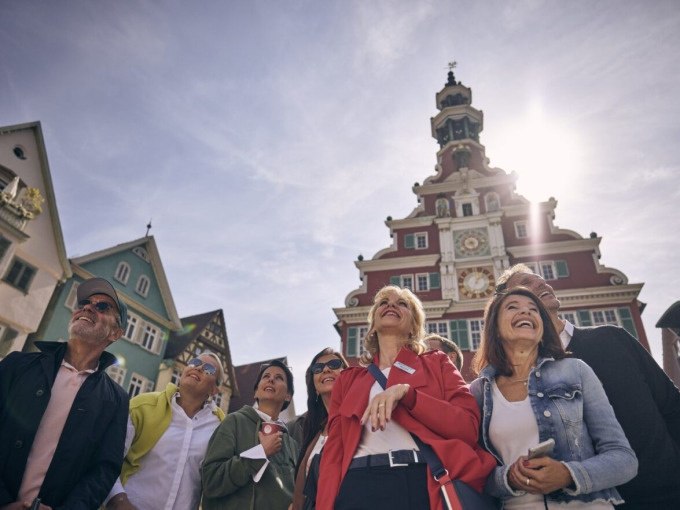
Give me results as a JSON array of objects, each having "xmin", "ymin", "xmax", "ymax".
[{"xmin": 333, "ymin": 69, "xmax": 648, "ymax": 380}]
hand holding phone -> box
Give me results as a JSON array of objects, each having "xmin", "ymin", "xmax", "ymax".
[{"xmin": 527, "ymin": 438, "xmax": 555, "ymax": 459}]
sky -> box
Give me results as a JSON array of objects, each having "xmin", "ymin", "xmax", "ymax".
[{"xmin": 2, "ymin": 0, "xmax": 679, "ymax": 412}]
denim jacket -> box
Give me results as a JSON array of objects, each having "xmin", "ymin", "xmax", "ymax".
[{"xmin": 469, "ymin": 357, "xmax": 637, "ymax": 505}]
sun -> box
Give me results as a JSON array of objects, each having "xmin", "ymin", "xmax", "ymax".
[{"xmin": 486, "ymin": 101, "xmax": 583, "ymax": 204}]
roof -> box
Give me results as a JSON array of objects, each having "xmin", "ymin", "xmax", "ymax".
[
  {"xmin": 165, "ymin": 309, "xmax": 239, "ymax": 397},
  {"xmin": 657, "ymin": 301, "xmax": 680, "ymax": 328},
  {"xmin": 228, "ymin": 357, "xmax": 288, "ymax": 413},
  {"xmin": 71, "ymin": 235, "xmax": 181, "ymax": 329},
  {"xmin": 165, "ymin": 310, "xmax": 216, "ymax": 358}
]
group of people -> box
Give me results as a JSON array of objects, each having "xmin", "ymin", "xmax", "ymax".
[{"xmin": 1, "ymin": 266, "xmax": 679, "ymax": 509}]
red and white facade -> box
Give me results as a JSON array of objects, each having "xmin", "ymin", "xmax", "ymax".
[{"xmin": 333, "ymin": 71, "xmax": 648, "ymax": 381}]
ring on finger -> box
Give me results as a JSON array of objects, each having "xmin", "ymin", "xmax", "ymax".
[{"xmin": 526, "ymin": 478, "xmax": 531, "ymax": 486}]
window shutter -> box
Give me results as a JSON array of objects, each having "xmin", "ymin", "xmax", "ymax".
[
  {"xmin": 617, "ymin": 307, "xmax": 638, "ymax": 339},
  {"xmin": 404, "ymin": 234, "xmax": 415, "ymax": 249},
  {"xmin": 64, "ymin": 282, "xmax": 80, "ymax": 310},
  {"xmin": 555, "ymin": 260, "xmax": 569, "ymax": 278},
  {"xmin": 429, "ymin": 272, "xmax": 441, "ymax": 289},
  {"xmin": 449, "ymin": 320, "xmax": 470, "ymax": 350},
  {"xmin": 347, "ymin": 327, "xmax": 358, "ymax": 357},
  {"xmin": 389, "ymin": 276, "xmax": 401, "ymax": 286},
  {"xmin": 577, "ymin": 310, "xmax": 592, "ymax": 327}
]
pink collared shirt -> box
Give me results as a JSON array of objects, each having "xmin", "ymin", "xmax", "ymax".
[{"xmin": 18, "ymin": 360, "xmax": 95, "ymax": 503}]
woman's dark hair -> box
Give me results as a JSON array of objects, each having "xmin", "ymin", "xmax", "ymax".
[
  {"xmin": 253, "ymin": 359, "xmax": 294, "ymax": 411},
  {"xmin": 294, "ymin": 347, "xmax": 348, "ymax": 476},
  {"xmin": 472, "ymin": 286, "xmax": 567, "ymax": 376}
]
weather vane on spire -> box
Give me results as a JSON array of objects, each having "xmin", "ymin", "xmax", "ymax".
[
  {"xmin": 446, "ymin": 61, "xmax": 459, "ymax": 86},
  {"xmin": 145, "ymin": 219, "xmax": 152, "ymax": 237}
]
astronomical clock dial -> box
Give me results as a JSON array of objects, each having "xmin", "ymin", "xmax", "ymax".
[
  {"xmin": 457, "ymin": 267, "xmax": 496, "ymax": 299},
  {"xmin": 454, "ymin": 228, "xmax": 490, "ymax": 258}
]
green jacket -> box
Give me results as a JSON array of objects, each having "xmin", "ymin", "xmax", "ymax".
[{"xmin": 202, "ymin": 405, "xmax": 298, "ymax": 510}]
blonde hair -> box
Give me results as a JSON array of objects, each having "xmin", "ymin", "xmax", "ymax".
[
  {"xmin": 199, "ymin": 351, "xmax": 226, "ymax": 386},
  {"xmin": 359, "ymin": 285, "xmax": 427, "ymax": 365}
]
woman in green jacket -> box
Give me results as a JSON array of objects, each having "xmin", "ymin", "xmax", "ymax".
[{"xmin": 202, "ymin": 360, "xmax": 298, "ymax": 510}]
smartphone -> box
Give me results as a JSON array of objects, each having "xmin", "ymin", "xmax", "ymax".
[{"xmin": 527, "ymin": 438, "xmax": 555, "ymax": 459}]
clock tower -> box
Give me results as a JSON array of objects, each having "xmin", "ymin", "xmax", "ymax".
[{"xmin": 333, "ymin": 66, "xmax": 649, "ymax": 380}]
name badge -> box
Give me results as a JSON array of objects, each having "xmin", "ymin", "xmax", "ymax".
[{"xmin": 394, "ymin": 361, "xmax": 415, "ymax": 375}]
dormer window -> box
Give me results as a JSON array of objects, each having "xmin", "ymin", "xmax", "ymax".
[
  {"xmin": 133, "ymin": 247, "xmax": 150, "ymax": 262},
  {"xmin": 462, "ymin": 203, "xmax": 473, "ymax": 217},
  {"xmin": 135, "ymin": 275, "xmax": 150, "ymax": 297},
  {"xmin": 115, "ymin": 261, "xmax": 131, "ymax": 284}
]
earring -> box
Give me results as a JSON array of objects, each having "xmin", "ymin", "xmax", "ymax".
[{"xmin": 316, "ymin": 393, "xmax": 320, "ymax": 402}]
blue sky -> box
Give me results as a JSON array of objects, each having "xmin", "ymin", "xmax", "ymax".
[{"xmin": 2, "ymin": 0, "xmax": 679, "ymax": 411}]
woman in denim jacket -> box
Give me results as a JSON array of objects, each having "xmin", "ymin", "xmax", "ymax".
[{"xmin": 470, "ymin": 287, "xmax": 637, "ymax": 508}]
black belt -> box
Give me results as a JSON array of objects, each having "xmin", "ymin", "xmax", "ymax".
[{"xmin": 348, "ymin": 450, "xmax": 423, "ymax": 470}]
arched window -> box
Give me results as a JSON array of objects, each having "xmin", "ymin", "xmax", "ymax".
[
  {"xmin": 135, "ymin": 275, "xmax": 150, "ymax": 297},
  {"xmin": 485, "ymin": 192, "xmax": 500, "ymax": 212},
  {"xmin": 114, "ymin": 261, "xmax": 131, "ymax": 284}
]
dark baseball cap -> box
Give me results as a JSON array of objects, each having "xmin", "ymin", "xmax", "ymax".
[{"xmin": 77, "ymin": 277, "xmax": 128, "ymax": 329}]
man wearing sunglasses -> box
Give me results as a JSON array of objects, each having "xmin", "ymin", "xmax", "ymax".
[
  {"xmin": 105, "ymin": 352, "xmax": 225, "ymax": 510},
  {"xmin": 0, "ymin": 277, "xmax": 130, "ymax": 510},
  {"xmin": 497, "ymin": 264, "xmax": 680, "ymax": 508}
]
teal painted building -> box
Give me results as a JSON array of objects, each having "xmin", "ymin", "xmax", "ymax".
[{"xmin": 32, "ymin": 236, "xmax": 181, "ymax": 395}]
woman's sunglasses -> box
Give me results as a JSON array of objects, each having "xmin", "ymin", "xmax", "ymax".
[
  {"xmin": 310, "ymin": 358, "xmax": 344, "ymax": 374},
  {"xmin": 77, "ymin": 299, "xmax": 114, "ymax": 313},
  {"xmin": 187, "ymin": 358, "xmax": 218, "ymax": 376}
]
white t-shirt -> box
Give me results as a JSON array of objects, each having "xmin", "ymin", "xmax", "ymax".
[{"xmin": 354, "ymin": 367, "xmax": 418, "ymax": 457}]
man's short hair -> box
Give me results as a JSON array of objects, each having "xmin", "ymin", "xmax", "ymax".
[
  {"xmin": 495, "ymin": 263, "xmax": 535, "ymax": 293},
  {"xmin": 424, "ymin": 333, "xmax": 464, "ymax": 371}
]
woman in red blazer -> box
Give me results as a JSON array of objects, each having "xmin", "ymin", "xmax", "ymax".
[{"xmin": 316, "ymin": 285, "xmax": 496, "ymax": 510}]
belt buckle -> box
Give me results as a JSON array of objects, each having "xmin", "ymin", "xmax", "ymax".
[{"xmin": 388, "ymin": 449, "xmax": 415, "ymax": 468}]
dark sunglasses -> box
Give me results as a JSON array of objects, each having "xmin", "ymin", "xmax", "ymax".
[
  {"xmin": 77, "ymin": 299, "xmax": 115, "ymax": 313},
  {"xmin": 187, "ymin": 358, "xmax": 217, "ymax": 376},
  {"xmin": 311, "ymin": 358, "xmax": 344, "ymax": 374}
]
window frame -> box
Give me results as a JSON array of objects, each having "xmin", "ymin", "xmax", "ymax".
[
  {"xmin": 114, "ymin": 261, "xmax": 131, "ymax": 285},
  {"xmin": 415, "ymin": 232, "xmax": 428, "ymax": 250},
  {"xmin": 2, "ymin": 257, "xmax": 37, "ymax": 293},
  {"xmin": 514, "ymin": 221, "xmax": 528, "ymax": 239},
  {"xmin": 135, "ymin": 275, "xmax": 150, "ymax": 297}
]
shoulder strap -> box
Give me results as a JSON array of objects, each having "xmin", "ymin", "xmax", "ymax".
[{"xmin": 365, "ymin": 363, "xmax": 448, "ymax": 478}]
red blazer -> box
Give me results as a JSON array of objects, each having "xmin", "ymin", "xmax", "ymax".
[{"xmin": 316, "ymin": 348, "xmax": 496, "ymax": 510}]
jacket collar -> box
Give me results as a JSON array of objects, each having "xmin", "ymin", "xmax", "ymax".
[
  {"xmin": 478, "ymin": 356, "xmax": 556, "ymax": 382},
  {"xmin": 36, "ymin": 340, "xmax": 118, "ymax": 371},
  {"xmin": 338, "ymin": 346, "xmax": 428, "ymax": 419}
]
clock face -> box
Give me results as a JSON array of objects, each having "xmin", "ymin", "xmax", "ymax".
[
  {"xmin": 458, "ymin": 267, "xmax": 496, "ymax": 299},
  {"xmin": 454, "ymin": 228, "xmax": 490, "ymax": 258}
]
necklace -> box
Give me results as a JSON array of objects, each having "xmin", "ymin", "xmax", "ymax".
[{"xmin": 507, "ymin": 378, "xmax": 529, "ymax": 385}]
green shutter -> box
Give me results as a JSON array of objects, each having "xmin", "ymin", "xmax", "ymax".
[
  {"xmin": 346, "ymin": 327, "xmax": 358, "ymax": 357},
  {"xmin": 404, "ymin": 234, "xmax": 415, "ymax": 249},
  {"xmin": 577, "ymin": 310, "xmax": 592, "ymax": 327},
  {"xmin": 389, "ymin": 276, "xmax": 401, "ymax": 286},
  {"xmin": 429, "ymin": 272, "xmax": 441, "ymax": 289},
  {"xmin": 618, "ymin": 307, "xmax": 638, "ymax": 339},
  {"xmin": 555, "ymin": 260, "xmax": 569, "ymax": 278},
  {"xmin": 450, "ymin": 320, "xmax": 470, "ymax": 350}
]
